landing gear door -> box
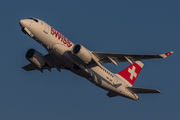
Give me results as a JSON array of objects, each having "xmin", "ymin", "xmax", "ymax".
[{"xmin": 44, "ymin": 23, "xmax": 49, "ymax": 34}]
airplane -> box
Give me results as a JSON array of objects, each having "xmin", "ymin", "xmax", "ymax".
[{"xmin": 19, "ymin": 18, "xmax": 173, "ymax": 101}]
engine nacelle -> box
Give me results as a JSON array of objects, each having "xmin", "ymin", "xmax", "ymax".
[
  {"xmin": 72, "ymin": 44, "xmax": 92, "ymax": 64},
  {"xmin": 25, "ymin": 49, "xmax": 45, "ymax": 68}
]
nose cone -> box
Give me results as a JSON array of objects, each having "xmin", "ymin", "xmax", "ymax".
[{"xmin": 19, "ymin": 19, "xmax": 29, "ymax": 28}]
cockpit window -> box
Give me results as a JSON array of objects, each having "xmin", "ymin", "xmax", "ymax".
[{"xmin": 27, "ymin": 18, "xmax": 38, "ymax": 22}]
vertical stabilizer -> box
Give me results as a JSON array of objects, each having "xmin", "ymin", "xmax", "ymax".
[{"xmin": 117, "ymin": 61, "xmax": 144, "ymax": 86}]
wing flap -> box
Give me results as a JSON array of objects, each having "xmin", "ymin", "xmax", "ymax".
[{"xmin": 127, "ymin": 87, "xmax": 161, "ymax": 94}]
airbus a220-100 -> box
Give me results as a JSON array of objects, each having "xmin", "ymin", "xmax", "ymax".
[{"xmin": 19, "ymin": 18, "xmax": 173, "ymax": 101}]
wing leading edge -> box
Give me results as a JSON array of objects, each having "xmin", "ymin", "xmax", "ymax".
[{"xmin": 92, "ymin": 51, "xmax": 173, "ymax": 65}]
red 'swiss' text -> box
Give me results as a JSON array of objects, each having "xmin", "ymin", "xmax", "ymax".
[{"xmin": 51, "ymin": 27, "xmax": 72, "ymax": 47}]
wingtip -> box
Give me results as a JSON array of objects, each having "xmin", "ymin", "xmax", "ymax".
[
  {"xmin": 156, "ymin": 89, "xmax": 161, "ymax": 93},
  {"xmin": 160, "ymin": 51, "xmax": 173, "ymax": 58}
]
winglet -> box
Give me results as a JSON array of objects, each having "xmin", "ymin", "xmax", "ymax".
[{"xmin": 159, "ymin": 51, "xmax": 173, "ymax": 58}]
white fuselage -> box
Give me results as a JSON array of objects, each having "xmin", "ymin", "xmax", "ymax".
[{"xmin": 20, "ymin": 18, "xmax": 139, "ymax": 101}]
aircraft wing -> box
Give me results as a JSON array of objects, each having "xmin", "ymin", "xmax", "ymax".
[
  {"xmin": 22, "ymin": 63, "xmax": 54, "ymax": 72},
  {"xmin": 23, "ymin": 63, "xmax": 38, "ymax": 71},
  {"xmin": 22, "ymin": 54, "xmax": 65, "ymax": 72},
  {"xmin": 92, "ymin": 51, "xmax": 173, "ymax": 65}
]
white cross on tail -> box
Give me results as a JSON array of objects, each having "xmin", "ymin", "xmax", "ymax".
[{"xmin": 128, "ymin": 66, "xmax": 137, "ymax": 80}]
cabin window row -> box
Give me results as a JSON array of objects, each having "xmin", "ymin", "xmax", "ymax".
[{"xmin": 101, "ymin": 67, "xmax": 114, "ymax": 78}]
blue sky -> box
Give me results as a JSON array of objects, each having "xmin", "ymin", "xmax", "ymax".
[{"xmin": 0, "ymin": 0, "xmax": 179, "ymax": 120}]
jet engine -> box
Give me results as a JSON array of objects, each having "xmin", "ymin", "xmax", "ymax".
[
  {"xmin": 71, "ymin": 44, "xmax": 92, "ymax": 64},
  {"xmin": 25, "ymin": 49, "xmax": 45, "ymax": 68}
]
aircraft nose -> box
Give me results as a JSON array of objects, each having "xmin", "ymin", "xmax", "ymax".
[{"xmin": 19, "ymin": 19, "xmax": 28, "ymax": 28}]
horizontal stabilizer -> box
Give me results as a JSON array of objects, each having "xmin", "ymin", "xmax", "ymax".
[{"xmin": 127, "ymin": 87, "xmax": 161, "ymax": 94}]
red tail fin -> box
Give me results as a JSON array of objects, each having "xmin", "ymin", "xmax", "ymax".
[{"xmin": 118, "ymin": 61, "xmax": 144, "ymax": 85}]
